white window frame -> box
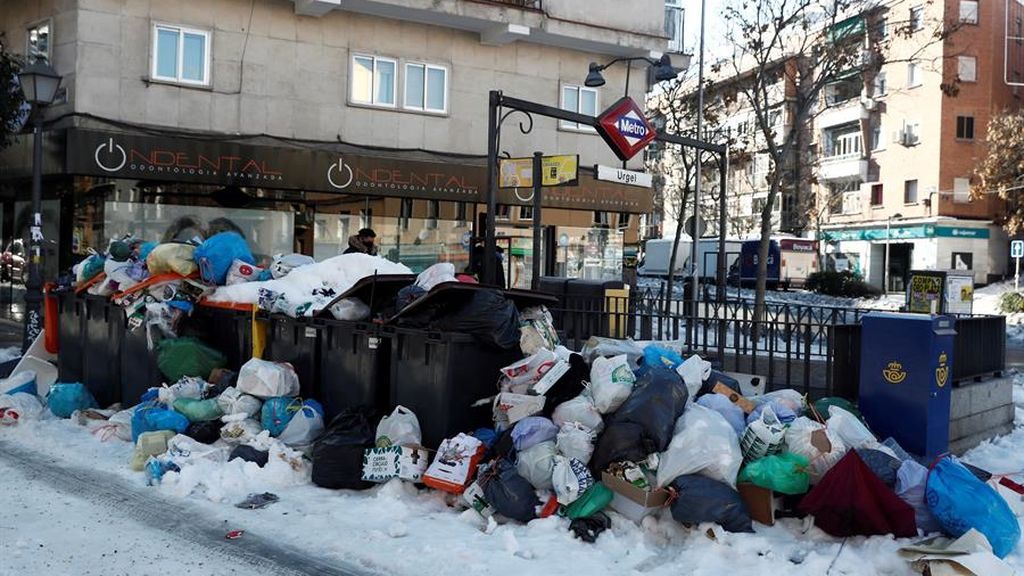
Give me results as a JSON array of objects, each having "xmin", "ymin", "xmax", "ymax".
[
  {"xmin": 874, "ymin": 71, "xmax": 887, "ymax": 96},
  {"xmin": 26, "ymin": 19, "xmax": 52, "ymax": 64},
  {"xmin": 905, "ymin": 121, "xmax": 921, "ymax": 145},
  {"xmin": 560, "ymin": 84, "xmax": 599, "ymax": 133},
  {"xmin": 519, "ymin": 205, "xmax": 534, "ymax": 221},
  {"xmin": 953, "ymin": 177, "xmax": 971, "ymax": 203},
  {"xmin": 665, "ymin": 0, "xmax": 684, "ymax": 53},
  {"xmin": 910, "ymin": 6, "xmax": 924, "ymax": 31},
  {"xmin": 350, "ymin": 54, "xmax": 398, "ymax": 108},
  {"xmin": 960, "ymin": 0, "xmax": 979, "ymax": 24},
  {"xmin": 150, "ymin": 23, "xmax": 211, "ymax": 87},
  {"xmin": 908, "ymin": 61, "xmax": 922, "ymax": 88},
  {"xmin": 403, "ymin": 61, "xmax": 449, "ymax": 114},
  {"xmin": 904, "ymin": 179, "xmax": 919, "ymax": 204},
  {"xmin": 958, "ymin": 55, "xmax": 977, "ymax": 82}
]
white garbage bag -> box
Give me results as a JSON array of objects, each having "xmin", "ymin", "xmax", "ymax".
[
  {"xmin": 226, "ymin": 259, "xmax": 264, "ymax": 285},
  {"xmin": 676, "ymin": 354, "xmax": 711, "ymax": 400},
  {"xmin": 740, "ymin": 404, "xmax": 787, "ymax": 461},
  {"xmin": 784, "ymin": 416, "xmax": 848, "ymax": 483},
  {"xmin": 827, "ymin": 406, "xmax": 876, "ymax": 450},
  {"xmin": 588, "ymin": 354, "xmax": 636, "ymax": 414},
  {"xmin": 516, "ymin": 440, "xmax": 558, "ymax": 490},
  {"xmin": 415, "ymin": 263, "xmax": 456, "ymax": 291},
  {"xmin": 551, "ymin": 455, "xmax": 595, "ymax": 505},
  {"xmin": 375, "ymin": 405, "xmax": 422, "ymax": 447},
  {"xmin": 656, "ymin": 403, "xmax": 742, "ymax": 489},
  {"xmin": 270, "ymin": 253, "xmax": 316, "ymax": 279},
  {"xmin": 551, "ymin": 395, "xmax": 604, "ymax": 433},
  {"xmin": 166, "ymin": 434, "xmax": 230, "ymax": 465},
  {"xmin": 237, "ymin": 358, "xmax": 300, "ymax": 399},
  {"xmin": 157, "ymin": 377, "xmax": 207, "ymax": 406},
  {"xmin": 277, "ymin": 402, "xmax": 325, "ymax": 447},
  {"xmin": 101, "ymin": 407, "xmax": 136, "ymax": 442},
  {"xmin": 215, "ymin": 387, "xmax": 262, "ymax": 418},
  {"xmin": 556, "ymin": 422, "xmax": 596, "ymax": 464},
  {"xmin": 329, "ymin": 298, "xmax": 371, "ymax": 321},
  {"xmin": 0, "ymin": 392, "xmax": 44, "ymax": 425}
]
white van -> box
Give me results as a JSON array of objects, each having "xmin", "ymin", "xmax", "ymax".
[{"xmin": 637, "ymin": 237, "xmax": 692, "ymax": 277}]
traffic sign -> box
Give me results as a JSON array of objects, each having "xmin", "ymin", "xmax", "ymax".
[
  {"xmin": 596, "ymin": 97, "xmax": 657, "ymax": 161},
  {"xmin": 1012, "ymin": 240, "xmax": 1024, "ymax": 258}
]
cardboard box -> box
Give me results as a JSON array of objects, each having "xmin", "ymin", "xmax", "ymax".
[
  {"xmin": 493, "ymin": 392, "xmax": 545, "ymax": 426},
  {"xmin": 737, "ymin": 482, "xmax": 777, "ymax": 526},
  {"xmin": 423, "ymin": 434, "xmax": 484, "ymax": 494},
  {"xmin": 602, "ymin": 471, "xmax": 671, "ymax": 522},
  {"xmin": 361, "ymin": 445, "xmax": 430, "ymax": 483},
  {"xmin": 712, "ymin": 382, "xmax": 756, "ymax": 413}
]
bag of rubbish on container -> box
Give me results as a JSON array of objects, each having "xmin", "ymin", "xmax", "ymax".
[
  {"xmin": 676, "ymin": 354, "xmax": 712, "ymax": 400},
  {"xmin": 277, "ymin": 399, "xmax": 324, "ymax": 447},
  {"xmin": 737, "ymin": 453, "xmax": 810, "ymax": 495},
  {"xmin": 519, "ymin": 306, "xmax": 560, "ymax": 356},
  {"xmin": 376, "ymin": 405, "xmax": 422, "ymax": 447},
  {"xmin": 579, "ymin": 337, "xmax": 644, "ymax": 370},
  {"xmin": 784, "ymin": 416, "xmax": 848, "ymax": 483},
  {"xmin": 640, "ymin": 345, "xmax": 684, "ymax": 374},
  {"xmin": 311, "ymin": 408, "xmax": 378, "ymax": 490},
  {"xmin": 657, "ymin": 403, "xmax": 743, "ymax": 489},
  {"xmin": 539, "ymin": 353, "xmax": 589, "ymax": 416},
  {"xmin": 516, "ymin": 440, "xmax": 558, "ymax": 490},
  {"xmin": 552, "ymin": 394, "xmax": 604, "ymax": 433},
  {"xmin": 433, "ymin": 289, "xmax": 521, "ymax": 350},
  {"xmin": 669, "ymin": 474, "xmax": 753, "ymax": 533},
  {"xmin": 512, "ymin": 417, "xmax": 559, "ymax": 452},
  {"xmin": 608, "ymin": 366, "xmax": 689, "ymax": 452},
  {"xmin": 415, "ymin": 262, "xmax": 456, "ymax": 291},
  {"xmin": 828, "ymin": 406, "xmax": 876, "ymax": 450},
  {"xmin": 589, "ymin": 422, "xmax": 648, "ymax": 475},
  {"xmin": 261, "ymin": 396, "xmax": 301, "ymax": 437},
  {"xmin": 172, "ymin": 397, "xmax": 224, "ymax": 423},
  {"xmin": 220, "ymin": 417, "xmax": 262, "ymax": 445},
  {"xmin": 740, "ymin": 404, "xmax": 787, "ymax": 461},
  {"xmin": 556, "ymin": 422, "xmax": 596, "ymax": 464},
  {"xmin": 225, "ymin": 259, "xmax": 263, "ymax": 285},
  {"xmin": 329, "ymin": 298, "xmax": 371, "ymax": 322},
  {"xmin": 696, "ymin": 393, "xmax": 746, "ymax": 437},
  {"xmin": 146, "ymin": 243, "xmax": 198, "ymax": 277},
  {"xmin": 0, "ymin": 392, "xmax": 44, "ymax": 425},
  {"xmin": 156, "ymin": 338, "xmax": 227, "ymax": 383},
  {"xmin": 926, "ymin": 457, "xmax": 1021, "ymax": 558},
  {"xmin": 216, "ymin": 387, "xmax": 262, "ymax": 418},
  {"xmin": 552, "ymin": 455, "xmax": 595, "ymax": 505},
  {"xmin": 481, "ymin": 459, "xmax": 540, "ymax": 523},
  {"xmin": 185, "ymin": 420, "xmax": 222, "ymax": 444},
  {"xmin": 1, "ymin": 370, "xmax": 37, "ymax": 396},
  {"xmin": 270, "ymin": 253, "xmax": 315, "ymax": 279},
  {"xmin": 194, "ymin": 232, "xmax": 254, "ymax": 285},
  {"xmin": 156, "ymin": 377, "xmax": 207, "ymax": 406},
  {"xmin": 48, "ymin": 383, "xmax": 98, "ymax": 418},
  {"xmin": 501, "ymin": 349, "xmax": 557, "ymax": 391},
  {"xmin": 131, "ymin": 402, "xmax": 190, "ymax": 442},
  {"xmin": 747, "ymin": 400, "xmax": 797, "ymax": 426},
  {"xmin": 895, "ymin": 459, "xmax": 943, "ymax": 534},
  {"xmin": 237, "ymin": 358, "xmax": 300, "ymax": 399},
  {"xmin": 588, "ymin": 354, "xmax": 636, "ymax": 414}
]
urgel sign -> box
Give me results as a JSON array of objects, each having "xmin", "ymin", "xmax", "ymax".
[{"xmin": 596, "ymin": 97, "xmax": 657, "ymax": 161}]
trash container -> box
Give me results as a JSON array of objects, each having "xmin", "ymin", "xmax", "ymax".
[
  {"xmin": 119, "ymin": 321, "xmax": 164, "ymax": 406},
  {"xmin": 264, "ymin": 314, "xmax": 323, "ymax": 400},
  {"xmin": 193, "ymin": 301, "xmax": 254, "ymax": 370},
  {"xmin": 56, "ymin": 289, "xmax": 85, "ymax": 384},
  {"xmin": 316, "ymin": 274, "xmax": 415, "ymax": 421},
  {"xmin": 859, "ymin": 312, "xmax": 956, "ymax": 458},
  {"xmin": 81, "ymin": 294, "xmax": 124, "ymax": 408}
]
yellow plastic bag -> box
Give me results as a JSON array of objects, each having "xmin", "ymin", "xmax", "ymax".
[
  {"xmin": 252, "ymin": 306, "xmax": 267, "ymax": 359},
  {"xmin": 146, "ymin": 243, "xmax": 198, "ymax": 276}
]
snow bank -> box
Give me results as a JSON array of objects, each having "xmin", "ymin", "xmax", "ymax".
[
  {"xmin": 207, "ymin": 253, "xmax": 411, "ymax": 305},
  {"xmin": 0, "ymin": 346, "xmax": 23, "ymax": 364}
]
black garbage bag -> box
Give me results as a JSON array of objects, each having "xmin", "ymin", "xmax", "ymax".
[
  {"xmin": 591, "ymin": 366, "xmax": 688, "ymax": 475},
  {"xmin": 186, "ymin": 420, "xmax": 221, "ymax": 445},
  {"xmin": 230, "ymin": 445, "xmax": 269, "ymax": 467},
  {"xmin": 481, "ymin": 459, "xmax": 540, "ymax": 523},
  {"xmin": 589, "ymin": 422, "xmax": 647, "ymax": 475},
  {"xmin": 569, "ymin": 512, "xmax": 611, "ymax": 543},
  {"xmin": 670, "ymin": 474, "xmax": 754, "ymax": 533},
  {"xmin": 856, "ymin": 448, "xmax": 902, "ymax": 488},
  {"xmin": 485, "ymin": 428, "xmax": 517, "ymax": 464},
  {"xmin": 311, "ymin": 407, "xmax": 378, "ymax": 490},
  {"xmin": 432, "ymin": 289, "xmax": 521, "ymax": 350},
  {"xmin": 541, "ymin": 354, "xmax": 589, "ymax": 417},
  {"xmin": 697, "ymin": 370, "xmax": 741, "ymax": 398}
]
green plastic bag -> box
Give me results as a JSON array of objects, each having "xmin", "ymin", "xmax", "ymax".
[
  {"xmin": 738, "ymin": 453, "xmax": 810, "ymax": 495},
  {"xmin": 156, "ymin": 337, "xmax": 227, "ymax": 383},
  {"xmin": 811, "ymin": 397, "xmax": 862, "ymax": 421},
  {"xmin": 172, "ymin": 397, "xmax": 224, "ymax": 423},
  {"xmin": 563, "ymin": 482, "xmax": 614, "ymax": 519}
]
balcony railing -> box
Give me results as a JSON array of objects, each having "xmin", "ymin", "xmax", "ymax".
[{"xmin": 479, "ymin": 0, "xmax": 543, "ymax": 8}]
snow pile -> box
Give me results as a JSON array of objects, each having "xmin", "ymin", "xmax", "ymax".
[
  {"xmin": 207, "ymin": 253, "xmax": 410, "ymax": 305},
  {"xmin": 161, "ymin": 441, "xmax": 310, "ymax": 503},
  {"xmin": 974, "ymin": 281, "xmax": 1024, "ymax": 344},
  {"xmin": 0, "ymin": 346, "xmax": 23, "ymax": 364}
]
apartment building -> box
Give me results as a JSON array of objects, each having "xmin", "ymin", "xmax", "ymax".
[{"xmin": 0, "ymin": 0, "xmax": 682, "ymax": 292}]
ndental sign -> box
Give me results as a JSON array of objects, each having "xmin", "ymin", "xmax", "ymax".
[{"xmin": 596, "ymin": 97, "xmax": 657, "ymax": 161}]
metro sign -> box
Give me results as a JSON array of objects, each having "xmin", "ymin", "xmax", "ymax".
[{"xmin": 596, "ymin": 97, "xmax": 658, "ymax": 161}]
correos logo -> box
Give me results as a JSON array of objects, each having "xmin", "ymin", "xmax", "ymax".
[
  {"xmin": 94, "ymin": 137, "xmax": 127, "ymax": 172},
  {"xmin": 327, "ymin": 157, "xmax": 353, "ymax": 189}
]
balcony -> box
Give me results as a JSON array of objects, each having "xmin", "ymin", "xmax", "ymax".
[
  {"xmin": 819, "ymin": 155, "xmax": 868, "ymax": 181},
  {"xmin": 818, "ymin": 99, "xmax": 870, "ymax": 129}
]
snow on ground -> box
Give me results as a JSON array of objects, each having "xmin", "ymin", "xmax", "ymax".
[
  {"xmin": 974, "ymin": 281, "xmax": 1024, "ymax": 345},
  {"xmin": 635, "ymin": 277, "xmax": 904, "ymax": 311},
  {"xmin": 0, "ymin": 345, "xmax": 23, "ymax": 364},
  {"xmin": 5, "ymin": 382, "xmax": 1024, "ymax": 576}
]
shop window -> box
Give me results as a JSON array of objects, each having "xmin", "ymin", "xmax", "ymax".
[
  {"xmin": 151, "ymin": 24, "xmax": 210, "ymax": 86},
  {"xmin": 560, "ymin": 85, "xmax": 598, "ymax": 132},
  {"xmin": 665, "ymin": 0, "xmax": 684, "ymax": 53},
  {"xmin": 351, "ymin": 54, "xmax": 397, "ymax": 107},
  {"xmin": 455, "ymin": 202, "xmax": 468, "ymax": 226},
  {"xmin": 593, "ymin": 211, "xmax": 610, "ymax": 226},
  {"xmin": 871, "ymin": 183, "xmax": 884, "ymax": 206},
  {"xmin": 400, "ymin": 198, "xmax": 413, "ymax": 230},
  {"xmin": 910, "ymin": 6, "xmax": 924, "ymax": 31},
  {"xmin": 958, "ymin": 56, "xmax": 977, "ymax": 82},
  {"xmin": 359, "ymin": 208, "xmax": 372, "ymax": 229},
  {"xmin": 519, "ymin": 206, "xmax": 534, "ymax": 220},
  {"xmin": 26, "ymin": 20, "xmax": 51, "ymax": 64},
  {"xmin": 952, "ymin": 251, "xmax": 973, "ymax": 270},
  {"xmin": 904, "ymin": 179, "xmax": 919, "ymax": 203},
  {"xmin": 907, "ymin": 61, "xmax": 921, "ymax": 88},
  {"xmin": 404, "ymin": 62, "xmax": 448, "ymax": 114},
  {"xmin": 960, "ymin": 0, "xmax": 978, "ymax": 24},
  {"xmin": 495, "ymin": 204, "xmax": 511, "ymax": 221},
  {"xmin": 956, "ymin": 115, "xmax": 975, "ymax": 140},
  {"xmin": 618, "ymin": 212, "xmax": 632, "ymax": 229},
  {"xmin": 426, "ymin": 200, "xmax": 439, "ymax": 230}
]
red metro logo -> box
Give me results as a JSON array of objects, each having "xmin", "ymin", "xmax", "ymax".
[{"xmin": 596, "ymin": 97, "xmax": 658, "ymax": 161}]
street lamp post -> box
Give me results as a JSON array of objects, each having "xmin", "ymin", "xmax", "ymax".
[
  {"xmin": 17, "ymin": 59, "xmax": 62, "ymax": 351},
  {"xmin": 883, "ymin": 212, "xmax": 903, "ymax": 294}
]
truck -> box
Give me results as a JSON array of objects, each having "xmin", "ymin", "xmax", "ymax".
[
  {"xmin": 732, "ymin": 237, "xmax": 819, "ymax": 289},
  {"xmin": 638, "ymin": 236, "xmax": 742, "ymax": 279}
]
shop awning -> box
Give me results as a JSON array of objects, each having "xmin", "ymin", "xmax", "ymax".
[{"xmin": 828, "ymin": 15, "xmax": 865, "ymax": 43}]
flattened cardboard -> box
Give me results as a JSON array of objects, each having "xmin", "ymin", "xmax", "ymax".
[
  {"xmin": 810, "ymin": 429, "xmax": 833, "ymax": 454},
  {"xmin": 362, "ymin": 445, "xmax": 430, "ymax": 483},
  {"xmin": 738, "ymin": 482, "xmax": 776, "ymax": 526},
  {"xmin": 601, "ymin": 472, "xmax": 670, "ymax": 507},
  {"xmin": 712, "ymin": 382, "xmax": 756, "ymax": 413}
]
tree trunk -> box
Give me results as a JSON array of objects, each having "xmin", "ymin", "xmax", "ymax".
[
  {"xmin": 664, "ymin": 187, "xmax": 691, "ymax": 317},
  {"xmin": 752, "ymin": 180, "xmax": 779, "ymax": 346}
]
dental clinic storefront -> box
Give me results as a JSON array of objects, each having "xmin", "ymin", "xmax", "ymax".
[{"xmin": 821, "ymin": 218, "xmax": 1008, "ymax": 291}]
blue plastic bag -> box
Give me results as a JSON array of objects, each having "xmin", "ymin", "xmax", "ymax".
[
  {"xmin": 131, "ymin": 402, "xmax": 190, "ymax": 442},
  {"xmin": 926, "ymin": 457, "xmax": 1020, "ymax": 558},
  {"xmin": 697, "ymin": 393, "xmax": 746, "ymax": 436},
  {"xmin": 511, "ymin": 417, "xmax": 559, "ymax": 452},
  {"xmin": 48, "ymin": 383, "xmax": 98, "ymax": 418},
  {"xmin": 1, "ymin": 370, "xmax": 37, "ymax": 397},
  {"xmin": 639, "ymin": 346, "xmax": 684, "ymax": 375},
  {"xmin": 261, "ymin": 397, "xmax": 301, "ymax": 437},
  {"xmin": 193, "ymin": 232, "xmax": 254, "ymax": 285}
]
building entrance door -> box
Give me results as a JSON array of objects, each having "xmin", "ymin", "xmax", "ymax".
[{"xmin": 888, "ymin": 243, "xmax": 913, "ymax": 293}]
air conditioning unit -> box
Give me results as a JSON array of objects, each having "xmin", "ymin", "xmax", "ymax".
[
  {"xmin": 892, "ymin": 129, "xmax": 905, "ymax": 144},
  {"xmin": 862, "ymin": 97, "xmax": 876, "ymax": 110}
]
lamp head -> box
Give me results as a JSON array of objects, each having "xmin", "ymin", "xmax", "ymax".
[
  {"xmin": 17, "ymin": 59, "xmax": 62, "ymax": 106},
  {"xmin": 584, "ymin": 62, "xmax": 606, "ymax": 88}
]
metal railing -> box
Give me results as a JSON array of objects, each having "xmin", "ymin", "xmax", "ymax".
[{"xmin": 546, "ymin": 288, "xmax": 1007, "ymax": 399}]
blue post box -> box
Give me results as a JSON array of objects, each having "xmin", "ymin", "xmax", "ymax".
[{"xmin": 859, "ymin": 312, "xmax": 956, "ymax": 458}]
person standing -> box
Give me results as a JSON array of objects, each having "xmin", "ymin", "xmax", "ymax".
[{"xmin": 344, "ymin": 228, "xmax": 378, "ymax": 256}]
